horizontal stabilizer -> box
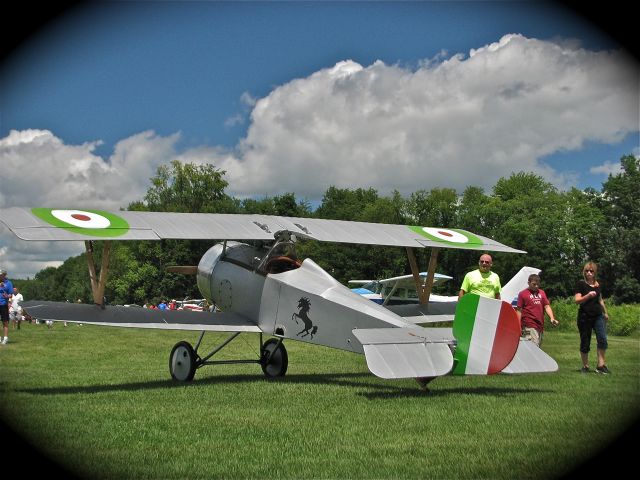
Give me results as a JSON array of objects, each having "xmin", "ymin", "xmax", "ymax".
[
  {"xmin": 22, "ymin": 301, "xmax": 261, "ymax": 332},
  {"xmin": 353, "ymin": 327, "xmax": 454, "ymax": 379},
  {"xmin": 387, "ymin": 302, "xmax": 456, "ymax": 324},
  {"xmin": 402, "ymin": 314, "xmax": 455, "ymax": 324},
  {"xmin": 387, "ymin": 301, "xmax": 456, "ymax": 318},
  {"xmin": 501, "ymin": 340, "xmax": 559, "ymax": 374}
]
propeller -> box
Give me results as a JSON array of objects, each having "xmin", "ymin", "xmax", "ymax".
[{"xmin": 166, "ymin": 266, "xmax": 198, "ymax": 275}]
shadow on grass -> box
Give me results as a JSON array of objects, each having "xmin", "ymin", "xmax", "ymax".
[{"xmin": 17, "ymin": 371, "xmax": 552, "ymax": 398}]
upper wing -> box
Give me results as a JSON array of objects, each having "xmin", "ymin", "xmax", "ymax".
[
  {"xmin": 0, "ymin": 207, "xmax": 525, "ymax": 253},
  {"xmin": 22, "ymin": 301, "xmax": 262, "ymax": 332}
]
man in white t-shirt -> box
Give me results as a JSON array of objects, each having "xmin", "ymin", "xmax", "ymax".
[{"xmin": 10, "ymin": 287, "xmax": 24, "ymax": 330}]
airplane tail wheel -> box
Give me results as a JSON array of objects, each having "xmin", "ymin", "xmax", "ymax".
[
  {"xmin": 261, "ymin": 338, "xmax": 288, "ymax": 377},
  {"xmin": 169, "ymin": 341, "xmax": 197, "ymax": 382}
]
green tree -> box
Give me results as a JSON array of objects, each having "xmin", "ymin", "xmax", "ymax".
[
  {"xmin": 142, "ymin": 160, "xmax": 239, "ymax": 213},
  {"xmin": 599, "ymin": 155, "xmax": 640, "ymax": 302}
]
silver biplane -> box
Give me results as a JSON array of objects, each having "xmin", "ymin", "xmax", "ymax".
[{"xmin": 0, "ymin": 208, "xmax": 557, "ymax": 387}]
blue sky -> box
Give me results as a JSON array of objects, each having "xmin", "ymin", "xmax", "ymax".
[{"xmin": 1, "ymin": 1, "xmax": 638, "ymax": 277}]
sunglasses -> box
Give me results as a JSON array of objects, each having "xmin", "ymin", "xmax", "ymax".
[{"xmin": 584, "ymin": 269, "xmax": 595, "ymax": 273}]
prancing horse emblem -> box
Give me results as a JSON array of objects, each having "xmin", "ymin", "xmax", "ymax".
[{"xmin": 291, "ymin": 297, "xmax": 318, "ymax": 339}]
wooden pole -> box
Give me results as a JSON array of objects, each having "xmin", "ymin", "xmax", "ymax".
[
  {"xmin": 97, "ymin": 241, "xmax": 111, "ymax": 307},
  {"xmin": 406, "ymin": 247, "xmax": 427, "ymax": 304},
  {"xmin": 423, "ymin": 248, "xmax": 440, "ymax": 305},
  {"xmin": 405, "ymin": 247, "xmax": 440, "ymax": 305},
  {"xmin": 85, "ymin": 241, "xmax": 99, "ymax": 303},
  {"xmin": 84, "ymin": 240, "xmax": 111, "ymax": 307}
]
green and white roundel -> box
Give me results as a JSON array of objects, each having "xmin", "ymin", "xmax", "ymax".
[
  {"xmin": 32, "ymin": 208, "xmax": 129, "ymax": 237},
  {"xmin": 409, "ymin": 226, "xmax": 482, "ymax": 247}
]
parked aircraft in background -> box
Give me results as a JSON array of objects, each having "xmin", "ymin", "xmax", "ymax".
[{"xmin": 349, "ymin": 272, "xmax": 453, "ymax": 305}]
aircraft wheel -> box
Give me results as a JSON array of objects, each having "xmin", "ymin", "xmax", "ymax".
[
  {"xmin": 261, "ymin": 338, "xmax": 288, "ymax": 377},
  {"xmin": 169, "ymin": 341, "xmax": 197, "ymax": 382}
]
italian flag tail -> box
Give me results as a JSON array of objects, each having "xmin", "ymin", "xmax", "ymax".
[{"xmin": 452, "ymin": 294, "xmax": 520, "ymax": 375}]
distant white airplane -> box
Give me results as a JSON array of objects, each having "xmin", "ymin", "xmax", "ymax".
[
  {"xmin": 349, "ymin": 272, "xmax": 453, "ymax": 305},
  {"xmin": 0, "ymin": 207, "xmax": 555, "ymax": 387}
]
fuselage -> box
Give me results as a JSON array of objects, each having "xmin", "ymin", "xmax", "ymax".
[{"xmin": 196, "ymin": 241, "xmax": 410, "ymax": 353}]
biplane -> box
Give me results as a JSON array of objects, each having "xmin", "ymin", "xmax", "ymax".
[
  {"xmin": 349, "ymin": 271, "xmax": 453, "ymax": 305},
  {"xmin": 0, "ymin": 207, "xmax": 557, "ymax": 387}
]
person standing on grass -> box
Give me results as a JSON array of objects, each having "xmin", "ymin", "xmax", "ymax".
[
  {"xmin": 10, "ymin": 287, "xmax": 24, "ymax": 330},
  {"xmin": 575, "ymin": 261, "xmax": 611, "ymax": 374},
  {"xmin": 0, "ymin": 268, "xmax": 14, "ymax": 345},
  {"xmin": 516, "ymin": 274, "xmax": 558, "ymax": 347},
  {"xmin": 458, "ymin": 253, "xmax": 502, "ymax": 300}
]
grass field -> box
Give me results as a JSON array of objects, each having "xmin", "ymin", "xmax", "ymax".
[{"xmin": 1, "ymin": 322, "xmax": 638, "ymax": 479}]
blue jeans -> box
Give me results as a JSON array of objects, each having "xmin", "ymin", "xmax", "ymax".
[{"xmin": 578, "ymin": 314, "xmax": 608, "ymax": 353}]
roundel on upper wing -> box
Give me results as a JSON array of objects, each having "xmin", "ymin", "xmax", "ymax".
[
  {"xmin": 421, "ymin": 227, "xmax": 469, "ymax": 243},
  {"xmin": 31, "ymin": 208, "xmax": 129, "ymax": 237},
  {"xmin": 409, "ymin": 225, "xmax": 483, "ymax": 247}
]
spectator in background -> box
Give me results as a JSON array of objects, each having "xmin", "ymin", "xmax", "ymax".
[
  {"xmin": 0, "ymin": 269, "xmax": 14, "ymax": 344},
  {"xmin": 575, "ymin": 261, "xmax": 611, "ymax": 374},
  {"xmin": 10, "ymin": 287, "xmax": 24, "ymax": 330},
  {"xmin": 458, "ymin": 254, "xmax": 502, "ymax": 300},
  {"xmin": 516, "ymin": 274, "xmax": 558, "ymax": 346}
]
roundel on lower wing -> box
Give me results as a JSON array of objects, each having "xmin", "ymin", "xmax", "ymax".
[
  {"xmin": 408, "ymin": 225, "xmax": 482, "ymax": 247},
  {"xmin": 31, "ymin": 208, "xmax": 129, "ymax": 237}
]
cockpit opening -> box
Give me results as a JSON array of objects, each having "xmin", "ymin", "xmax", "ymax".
[{"xmin": 260, "ymin": 241, "xmax": 301, "ymax": 274}]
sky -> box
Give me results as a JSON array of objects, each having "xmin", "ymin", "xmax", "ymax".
[{"xmin": 1, "ymin": 1, "xmax": 639, "ymax": 279}]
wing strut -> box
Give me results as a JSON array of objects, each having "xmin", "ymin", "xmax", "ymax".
[
  {"xmin": 406, "ymin": 247, "xmax": 440, "ymax": 305},
  {"xmin": 85, "ymin": 240, "xmax": 111, "ymax": 307}
]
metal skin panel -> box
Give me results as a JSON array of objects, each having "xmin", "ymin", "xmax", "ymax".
[
  {"xmin": 362, "ymin": 343, "xmax": 454, "ymax": 379},
  {"xmin": 501, "ymin": 340, "xmax": 559, "ymax": 374},
  {"xmin": 208, "ymin": 260, "xmax": 266, "ymax": 322},
  {"xmin": 264, "ymin": 259, "xmax": 411, "ymax": 354},
  {"xmin": 258, "ymin": 277, "xmax": 282, "ymax": 335}
]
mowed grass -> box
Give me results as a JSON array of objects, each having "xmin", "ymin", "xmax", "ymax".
[{"xmin": 1, "ymin": 323, "xmax": 638, "ymax": 479}]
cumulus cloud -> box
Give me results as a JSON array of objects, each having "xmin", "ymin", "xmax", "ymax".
[
  {"xmin": 215, "ymin": 34, "xmax": 638, "ymax": 198},
  {"xmin": 1, "ymin": 34, "xmax": 639, "ymax": 276},
  {"xmin": 0, "ymin": 129, "xmax": 180, "ymax": 209},
  {"xmin": 590, "ymin": 161, "xmax": 624, "ymax": 176}
]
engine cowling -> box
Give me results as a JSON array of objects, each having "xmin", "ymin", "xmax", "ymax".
[
  {"xmin": 196, "ymin": 242, "xmax": 266, "ymax": 314},
  {"xmin": 196, "ymin": 243, "xmax": 225, "ymax": 302}
]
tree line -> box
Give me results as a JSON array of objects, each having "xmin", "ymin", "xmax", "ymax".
[{"xmin": 15, "ymin": 155, "xmax": 639, "ymax": 306}]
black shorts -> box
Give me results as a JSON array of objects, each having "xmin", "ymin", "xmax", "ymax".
[{"xmin": 0, "ymin": 304, "xmax": 9, "ymax": 324}]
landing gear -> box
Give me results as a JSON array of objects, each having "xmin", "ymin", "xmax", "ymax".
[
  {"xmin": 168, "ymin": 333, "xmax": 288, "ymax": 382},
  {"xmin": 260, "ymin": 338, "xmax": 288, "ymax": 377},
  {"xmin": 169, "ymin": 341, "xmax": 197, "ymax": 381}
]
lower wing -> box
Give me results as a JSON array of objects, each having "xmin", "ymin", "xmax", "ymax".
[{"xmin": 22, "ymin": 301, "xmax": 261, "ymax": 332}]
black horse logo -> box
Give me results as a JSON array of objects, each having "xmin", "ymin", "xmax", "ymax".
[{"xmin": 291, "ymin": 297, "xmax": 318, "ymax": 339}]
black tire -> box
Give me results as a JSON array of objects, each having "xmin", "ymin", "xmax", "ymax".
[
  {"xmin": 260, "ymin": 338, "xmax": 288, "ymax": 377},
  {"xmin": 169, "ymin": 341, "xmax": 197, "ymax": 382}
]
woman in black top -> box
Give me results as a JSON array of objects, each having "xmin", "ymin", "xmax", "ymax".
[{"xmin": 574, "ymin": 262, "xmax": 610, "ymax": 374}]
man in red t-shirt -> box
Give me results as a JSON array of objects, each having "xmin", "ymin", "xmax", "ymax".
[{"xmin": 516, "ymin": 274, "xmax": 558, "ymax": 346}]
